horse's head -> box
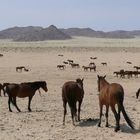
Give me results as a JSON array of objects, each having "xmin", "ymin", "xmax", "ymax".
[
  {"xmin": 97, "ymin": 75, "xmax": 106, "ymax": 92},
  {"xmin": 40, "ymin": 81, "xmax": 48, "ymax": 92},
  {"xmin": 76, "ymin": 78, "xmax": 84, "ymax": 89}
]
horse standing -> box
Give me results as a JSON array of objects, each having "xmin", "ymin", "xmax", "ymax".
[
  {"xmin": 62, "ymin": 78, "xmax": 84, "ymax": 125},
  {"xmin": 6, "ymin": 81, "xmax": 48, "ymax": 112},
  {"xmin": 97, "ymin": 75, "xmax": 134, "ymax": 132}
]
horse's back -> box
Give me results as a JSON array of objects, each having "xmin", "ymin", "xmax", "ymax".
[
  {"xmin": 99, "ymin": 83, "xmax": 124, "ymax": 105},
  {"xmin": 109, "ymin": 83, "xmax": 124, "ymax": 95},
  {"xmin": 109, "ymin": 83, "xmax": 124, "ymax": 104},
  {"xmin": 62, "ymin": 81, "xmax": 82, "ymax": 101},
  {"xmin": 7, "ymin": 83, "xmax": 34, "ymax": 98},
  {"xmin": 6, "ymin": 84, "xmax": 19, "ymax": 96}
]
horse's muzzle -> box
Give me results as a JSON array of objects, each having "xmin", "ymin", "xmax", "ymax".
[{"xmin": 45, "ymin": 87, "xmax": 48, "ymax": 92}]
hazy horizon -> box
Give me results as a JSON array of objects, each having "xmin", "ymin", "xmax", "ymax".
[{"xmin": 0, "ymin": 0, "xmax": 140, "ymax": 31}]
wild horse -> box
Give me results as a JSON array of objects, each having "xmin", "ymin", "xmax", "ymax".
[
  {"xmin": 97, "ymin": 75, "xmax": 134, "ymax": 132},
  {"xmin": 6, "ymin": 81, "xmax": 48, "ymax": 112},
  {"xmin": 62, "ymin": 78, "xmax": 84, "ymax": 125}
]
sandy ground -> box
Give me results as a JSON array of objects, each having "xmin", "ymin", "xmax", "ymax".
[{"xmin": 0, "ymin": 47, "xmax": 140, "ymax": 140}]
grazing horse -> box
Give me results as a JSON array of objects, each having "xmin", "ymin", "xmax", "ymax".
[
  {"xmin": 126, "ymin": 61, "xmax": 132, "ymax": 64},
  {"xmin": 134, "ymin": 66, "xmax": 140, "ymax": 71},
  {"xmin": 97, "ymin": 75, "xmax": 134, "ymax": 132},
  {"xmin": 90, "ymin": 57, "xmax": 97, "ymax": 60},
  {"xmin": 101, "ymin": 62, "xmax": 107, "ymax": 66},
  {"xmin": 70, "ymin": 63, "xmax": 80, "ymax": 68},
  {"xmin": 67, "ymin": 59, "xmax": 74, "ymax": 64},
  {"xmin": 16, "ymin": 66, "xmax": 26, "ymax": 72},
  {"xmin": 6, "ymin": 81, "xmax": 48, "ymax": 112},
  {"xmin": 89, "ymin": 62, "xmax": 95, "ymax": 67},
  {"xmin": 136, "ymin": 88, "xmax": 140, "ymax": 98},
  {"xmin": 62, "ymin": 78, "xmax": 84, "ymax": 125},
  {"xmin": 57, "ymin": 65, "xmax": 66, "ymax": 70}
]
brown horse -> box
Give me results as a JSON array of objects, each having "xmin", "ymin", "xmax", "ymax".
[
  {"xmin": 6, "ymin": 81, "xmax": 48, "ymax": 112},
  {"xmin": 62, "ymin": 78, "xmax": 84, "ymax": 125},
  {"xmin": 57, "ymin": 65, "xmax": 66, "ymax": 70},
  {"xmin": 136, "ymin": 88, "xmax": 140, "ymax": 98},
  {"xmin": 97, "ymin": 75, "xmax": 134, "ymax": 132}
]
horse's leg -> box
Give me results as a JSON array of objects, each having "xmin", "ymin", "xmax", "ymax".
[
  {"xmin": 13, "ymin": 97, "xmax": 21, "ymax": 112},
  {"xmin": 63, "ymin": 100, "xmax": 67, "ymax": 125},
  {"xmin": 28, "ymin": 96, "xmax": 33, "ymax": 112},
  {"xmin": 78, "ymin": 100, "xmax": 82, "ymax": 121},
  {"xmin": 8, "ymin": 96, "xmax": 12, "ymax": 112},
  {"xmin": 3, "ymin": 89, "xmax": 6, "ymax": 96},
  {"xmin": 105, "ymin": 105, "xmax": 109, "ymax": 127},
  {"xmin": 70, "ymin": 102, "xmax": 77, "ymax": 125},
  {"xmin": 117, "ymin": 104, "xmax": 121, "ymax": 130},
  {"xmin": 74, "ymin": 102, "xmax": 78, "ymax": 122},
  {"xmin": 111, "ymin": 105, "xmax": 120, "ymax": 132},
  {"xmin": 98, "ymin": 104, "xmax": 103, "ymax": 127}
]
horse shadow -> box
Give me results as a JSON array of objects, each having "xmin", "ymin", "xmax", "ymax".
[
  {"xmin": 77, "ymin": 118, "xmax": 99, "ymax": 127},
  {"xmin": 120, "ymin": 123, "xmax": 140, "ymax": 134},
  {"xmin": 15, "ymin": 109, "xmax": 47, "ymax": 114}
]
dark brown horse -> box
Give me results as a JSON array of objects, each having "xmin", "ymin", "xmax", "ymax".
[
  {"xmin": 6, "ymin": 81, "xmax": 48, "ymax": 112},
  {"xmin": 62, "ymin": 78, "xmax": 84, "ymax": 125},
  {"xmin": 97, "ymin": 75, "xmax": 134, "ymax": 132},
  {"xmin": 136, "ymin": 88, "xmax": 140, "ymax": 98},
  {"xmin": 57, "ymin": 65, "xmax": 66, "ymax": 70}
]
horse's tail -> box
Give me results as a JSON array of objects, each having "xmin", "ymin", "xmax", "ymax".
[
  {"xmin": 119, "ymin": 101, "xmax": 134, "ymax": 129},
  {"xmin": 65, "ymin": 90, "xmax": 77, "ymax": 117},
  {"xmin": 67, "ymin": 97, "xmax": 77, "ymax": 116}
]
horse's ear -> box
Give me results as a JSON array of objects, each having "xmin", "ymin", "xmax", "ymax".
[
  {"xmin": 97, "ymin": 75, "xmax": 100, "ymax": 79},
  {"xmin": 82, "ymin": 78, "xmax": 84, "ymax": 82},
  {"xmin": 103, "ymin": 75, "xmax": 106, "ymax": 79}
]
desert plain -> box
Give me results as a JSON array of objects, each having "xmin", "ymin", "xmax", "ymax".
[{"xmin": 0, "ymin": 37, "xmax": 140, "ymax": 140}]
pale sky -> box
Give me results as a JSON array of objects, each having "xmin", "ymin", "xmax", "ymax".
[{"xmin": 0, "ymin": 0, "xmax": 140, "ymax": 31}]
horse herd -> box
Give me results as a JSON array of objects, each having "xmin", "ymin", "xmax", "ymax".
[{"xmin": 0, "ymin": 74, "xmax": 139, "ymax": 132}]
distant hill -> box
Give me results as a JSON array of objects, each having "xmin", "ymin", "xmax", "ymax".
[
  {"xmin": 61, "ymin": 28, "xmax": 138, "ymax": 39},
  {"xmin": 0, "ymin": 25, "xmax": 140, "ymax": 41},
  {"xmin": 0, "ymin": 25, "xmax": 71, "ymax": 41},
  {"xmin": 60, "ymin": 28, "xmax": 106, "ymax": 38}
]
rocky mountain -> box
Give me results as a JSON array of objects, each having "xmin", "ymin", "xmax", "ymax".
[
  {"xmin": 0, "ymin": 25, "xmax": 140, "ymax": 41},
  {"xmin": 61, "ymin": 28, "xmax": 137, "ymax": 39},
  {"xmin": 0, "ymin": 25, "xmax": 71, "ymax": 41}
]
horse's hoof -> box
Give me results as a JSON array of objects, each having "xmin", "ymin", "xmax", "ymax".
[
  {"xmin": 106, "ymin": 124, "xmax": 109, "ymax": 127},
  {"xmin": 9, "ymin": 110, "xmax": 12, "ymax": 112},
  {"xmin": 28, "ymin": 109, "xmax": 32, "ymax": 112},
  {"xmin": 98, "ymin": 123, "xmax": 101, "ymax": 127},
  {"xmin": 73, "ymin": 123, "xmax": 75, "ymax": 126},
  {"xmin": 115, "ymin": 127, "xmax": 120, "ymax": 132}
]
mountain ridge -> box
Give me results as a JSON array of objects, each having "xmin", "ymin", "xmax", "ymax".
[{"xmin": 0, "ymin": 25, "xmax": 140, "ymax": 41}]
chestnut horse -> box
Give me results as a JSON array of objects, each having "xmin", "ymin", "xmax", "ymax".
[
  {"xmin": 62, "ymin": 78, "xmax": 84, "ymax": 125},
  {"xmin": 6, "ymin": 81, "xmax": 48, "ymax": 112},
  {"xmin": 97, "ymin": 75, "xmax": 134, "ymax": 132}
]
